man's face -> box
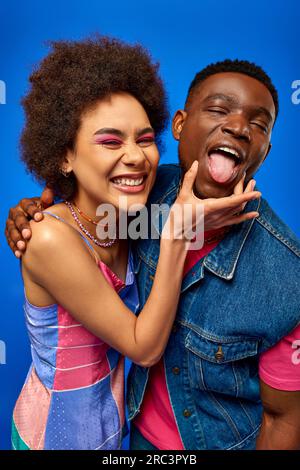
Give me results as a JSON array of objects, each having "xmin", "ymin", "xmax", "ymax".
[{"xmin": 172, "ymin": 72, "xmax": 276, "ymax": 198}]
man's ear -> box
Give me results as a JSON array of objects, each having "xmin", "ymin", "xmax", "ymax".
[{"xmin": 172, "ymin": 110, "xmax": 187, "ymax": 141}]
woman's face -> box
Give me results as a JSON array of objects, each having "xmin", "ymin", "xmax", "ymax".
[{"xmin": 65, "ymin": 92, "xmax": 160, "ymax": 212}]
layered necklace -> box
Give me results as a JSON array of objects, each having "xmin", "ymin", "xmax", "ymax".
[
  {"xmin": 64, "ymin": 200, "xmax": 117, "ymax": 248},
  {"xmin": 64, "ymin": 200, "xmax": 228, "ymax": 249}
]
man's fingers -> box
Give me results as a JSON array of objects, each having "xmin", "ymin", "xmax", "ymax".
[
  {"xmin": 41, "ymin": 186, "xmax": 55, "ymax": 208},
  {"xmin": 180, "ymin": 161, "xmax": 199, "ymax": 195},
  {"xmin": 25, "ymin": 201, "xmax": 43, "ymax": 221},
  {"xmin": 5, "ymin": 227, "xmax": 22, "ymax": 257},
  {"xmin": 18, "ymin": 197, "xmax": 43, "ymax": 220},
  {"xmin": 13, "ymin": 213, "xmax": 32, "ymax": 239},
  {"xmin": 16, "ymin": 240, "xmax": 26, "ymax": 250},
  {"xmin": 24, "ymin": 199, "xmax": 44, "ymax": 221},
  {"xmin": 6, "ymin": 199, "xmax": 40, "ymax": 254},
  {"xmin": 6, "ymin": 220, "xmax": 27, "ymax": 248},
  {"xmin": 5, "ymin": 227, "xmax": 16, "ymax": 251},
  {"xmin": 19, "ymin": 197, "xmax": 37, "ymax": 212},
  {"xmin": 233, "ymin": 172, "xmax": 246, "ymax": 195}
]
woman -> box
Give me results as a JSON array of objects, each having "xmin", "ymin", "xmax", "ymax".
[{"xmin": 9, "ymin": 36, "xmax": 260, "ymax": 450}]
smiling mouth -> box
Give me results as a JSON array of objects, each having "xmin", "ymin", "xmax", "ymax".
[
  {"xmin": 207, "ymin": 146, "xmax": 244, "ymax": 184},
  {"xmin": 111, "ymin": 176, "xmax": 145, "ymax": 186},
  {"xmin": 110, "ymin": 174, "xmax": 148, "ymax": 192}
]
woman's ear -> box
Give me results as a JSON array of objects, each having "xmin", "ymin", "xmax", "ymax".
[
  {"xmin": 172, "ymin": 110, "xmax": 187, "ymax": 141},
  {"xmin": 61, "ymin": 150, "xmax": 74, "ymax": 174}
]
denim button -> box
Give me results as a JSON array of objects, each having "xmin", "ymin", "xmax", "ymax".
[
  {"xmin": 183, "ymin": 409, "xmax": 191, "ymax": 418},
  {"xmin": 172, "ymin": 367, "xmax": 180, "ymax": 375},
  {"xmin": 215, "ymin": 345, "xmax": 224, "ymax": 361}
]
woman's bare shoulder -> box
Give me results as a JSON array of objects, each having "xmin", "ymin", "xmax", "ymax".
[{"xmin": 27, "ymin": 203, "xmax": 80, "ymax": 253}]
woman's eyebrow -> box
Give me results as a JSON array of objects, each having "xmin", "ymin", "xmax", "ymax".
[
  {"xmin": 93, "ymin": 127, "xmax": 155, "ymax": 138},
  {"xmin": 94, "ymin": 128, "xmax": 125, "ymax": 137},
  {"xmin": 136, "ymin": 127, "xmax": 155, "ymax": 137}
]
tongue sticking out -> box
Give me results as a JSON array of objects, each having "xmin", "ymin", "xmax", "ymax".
[{"xmin": 208, "ymin": 152, "xmax": 236, "ymax": 184}]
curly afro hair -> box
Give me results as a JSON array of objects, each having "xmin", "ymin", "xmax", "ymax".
[
  {"xmin": 185, "ymin": 59, "xmax": 278, "ymax": 119},
  {"xmin": 21, "ymin": 35, "xmax": 169, "ymax": 199}
]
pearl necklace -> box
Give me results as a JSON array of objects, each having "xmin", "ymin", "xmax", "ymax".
[{"xmin": 64, "ymin": 200, "xmax": 117, "ymax": 248}]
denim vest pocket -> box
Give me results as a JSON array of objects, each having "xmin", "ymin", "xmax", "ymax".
[{"xmin": 185, "ymin": 330, "xmax": 259, "ymax": 397}]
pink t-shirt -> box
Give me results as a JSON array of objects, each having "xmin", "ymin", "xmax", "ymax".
[
  {"xmin": 134, "ymin": 233, "xmax": 300, "ymax": 450},
  {"xmin": 259, "ymin": 327, "xmax": 300, "ymax": 390}
]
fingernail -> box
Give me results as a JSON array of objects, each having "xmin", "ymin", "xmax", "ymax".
[
  {"xmin": 34, "ymin": 212, "xmax": 43, "ymax": 221},
  {"xmin": 15, "ymin": 251, "xmax": 21, "ymax": 258},
  {"xmin": 17, "ymin": 241, "xmax": 25, "ymax": 250},
  {"xmin": 22, "ymin": 229, "xmax": 31, "ymax": 239}
]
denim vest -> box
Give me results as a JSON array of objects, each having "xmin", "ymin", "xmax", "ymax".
[{"xmin": 127, "ymin": 164, "xmax": 300, "ymax": 450}]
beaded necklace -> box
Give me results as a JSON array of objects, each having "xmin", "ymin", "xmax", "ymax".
[{"xmin": 64, "ymin": 200, "xmax": 117, "ymax": 248}]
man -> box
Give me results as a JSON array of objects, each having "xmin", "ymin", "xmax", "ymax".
[{"xmin": 5, "ymin": 60, "xmax": 300, "ymax": 450}]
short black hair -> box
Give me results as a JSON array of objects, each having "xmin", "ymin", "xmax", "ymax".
[
  {"xmin": 185, "ymin": 59, "xmax": 279, "ymax": 119},
  {"xmin": 21, "ymin": 35, "xmax": 168, "ymax": 200}
]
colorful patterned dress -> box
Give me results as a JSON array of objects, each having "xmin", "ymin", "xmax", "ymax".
[{"xmin": 12, "ymin": 212, "xmax": 139, "ymax": 450}]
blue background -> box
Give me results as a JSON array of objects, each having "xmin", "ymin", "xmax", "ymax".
[{"xmin": 0, "ymin": 0, "xmax": 299, "ymax": 450}]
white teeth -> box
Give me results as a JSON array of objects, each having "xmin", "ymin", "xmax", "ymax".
[
  {"xmin": 112, "ymin": 177, "xmax": 144, "ymax": 186},
  {"xmin": 217, "ymin": 146, "xmax": 240, "ymax": 159}
]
